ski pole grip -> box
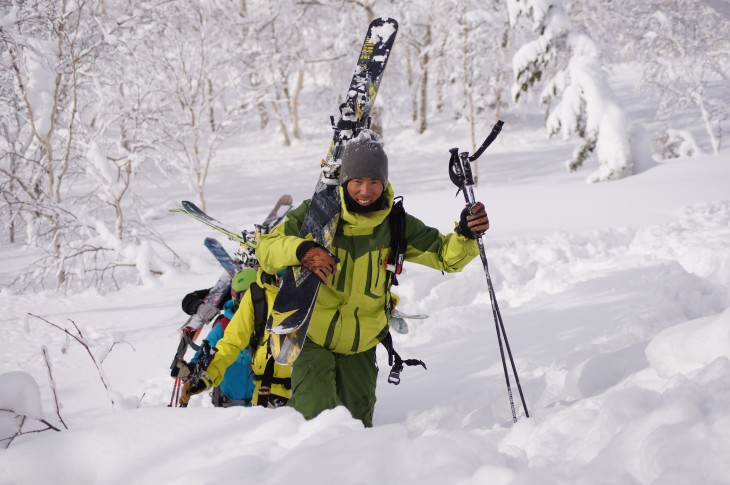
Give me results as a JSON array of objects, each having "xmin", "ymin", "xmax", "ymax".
[{"xmin": 448, "ymin": 148, "xmax": 465, "ymax": 188}]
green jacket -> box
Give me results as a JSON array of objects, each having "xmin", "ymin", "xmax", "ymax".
[{"xmin": 256, "ymin": 183, "xmax": 479, "ymax": 355}]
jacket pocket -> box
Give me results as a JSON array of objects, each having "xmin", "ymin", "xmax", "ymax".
[{"xmin": 365, "ymin": 248, "xmax": 388, "ymax": 299}]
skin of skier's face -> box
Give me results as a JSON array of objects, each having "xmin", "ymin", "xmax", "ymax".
[{"xmin": 346, "ymin": 177, "xmax": 384, "ymax": 206}]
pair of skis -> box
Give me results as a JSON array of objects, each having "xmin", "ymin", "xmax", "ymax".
[
  {"xmin": 168, "ymin": 239, "xmax": 238, "ymax": 407},
  {"xmin": 170, "ymin": 194, "xmax": 294, "ymax": 335},
  {"xmin": 266, "ymin": 17, "xmax": 400, "ymax": 365}
]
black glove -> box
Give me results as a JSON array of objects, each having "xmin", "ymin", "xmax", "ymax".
[{"xmin": 457, "ymin": 202, "xmax": 489, "ymax": 239}]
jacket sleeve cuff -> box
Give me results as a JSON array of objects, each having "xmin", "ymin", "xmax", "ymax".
[{"xmin": 296, "ymin": 240, "xmax": 320, "ymax": 261}]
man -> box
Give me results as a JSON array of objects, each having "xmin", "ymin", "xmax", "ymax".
[
  {"xmin": 181, "ymin": 268, "xmax": 292, "ymax": 408},
  {"xmin": 255, "ymin": 131, "xmax": 489, "ymax": 427},
  {"xmin": 179, "ymin": 268, "xmax": 258, "ymax": 407}
]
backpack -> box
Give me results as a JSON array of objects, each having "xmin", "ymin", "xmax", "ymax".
[
  {"xmin": 247, "ymin": 281, "xmax": 291, "ymax": 407},
  {"xmin": 382, "ymin": 196, "xmax": 427, "ymax": 385}
]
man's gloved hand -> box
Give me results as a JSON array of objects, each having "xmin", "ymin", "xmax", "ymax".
[
  {"xmin": 195, "ymin": 302, "xmax": 219, "ymax": 322},
  {"xmin": 301, "ymin": 246, "xmax": 337, "ymax": 284},
  {"xmin": 457, "ymin": 202, "xmax": 490, "ymax": 239},
  {"xmin": 179, "ymin": 373, "xmax": 212, "ymax": 406}
]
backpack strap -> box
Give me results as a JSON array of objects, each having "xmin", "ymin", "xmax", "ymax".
[
  {"xmin": 213, "ymin": 315, "xmax": 230, "ymax": 331},
  {"xmin": 253, "ymin": 357, "xmax": 291, "ymax": 407},
  {"xmin": 211, "ymin": 386, "xmax": 252, "ymax": 408},
  {"xmin": 381, "ymin": 196, "xmax": 426, "ymax": 385},
  {"xmin": 247, "ymin": 281, "xmax": 292, "ymax": 406},
  {"xmin": 248, "ymin": 282, "xmax": 267, "ymax": 354},
  {"xmin": 380, "ymin": 332, "xmax": 427, "ymax": 385},
  {"xmin": 387, "ymin": 196, "xmax": 407, "ymax": 285},
  {"xmin": 385, "ymin": 196, "xmax": 406, "ymax": 317}
]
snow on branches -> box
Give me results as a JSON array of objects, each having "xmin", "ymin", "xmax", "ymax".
[
  {"xmin": 0, "ymin": 370, "xmax": 62, "ymax": 449},
  {"xmin": 508, "ymin": 0, "xmax": 638, "ymax": 182}
]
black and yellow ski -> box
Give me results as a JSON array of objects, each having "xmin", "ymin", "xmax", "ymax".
[{"xmin": 268, "ymin": 17, "xmax": 399, "ymax": 365}]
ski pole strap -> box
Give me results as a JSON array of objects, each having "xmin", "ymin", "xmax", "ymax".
[
  {"xmin": 381, "ymin": 332, "xmax": 427, "ymax": 385},
  {"xmin": 169, "ymin": 327, "xmax": 200, "ymax": 375},
  {"xmin": 469, "ymin": 120, "xmax": 504, "ymax": 162},
  {"xmin": 183, "ymin": 328, "xmax": 202, "ymax": 352}
]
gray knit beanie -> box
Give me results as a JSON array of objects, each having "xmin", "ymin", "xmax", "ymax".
[{"xmin": 338, "ymin": 133, "xmax": 388, "ymax": 187}]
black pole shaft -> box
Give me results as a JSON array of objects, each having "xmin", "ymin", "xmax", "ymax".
[
  {"xmin": 458, "ymin": 151, "xmax": 530, "ymax": 421},
  {"xmin": 476, "ymin": 235, "xmax": 530, "ymax": 419},
  {"xmin": 477, "ymin": 236, "xmax": 518, "ymax": 422}
]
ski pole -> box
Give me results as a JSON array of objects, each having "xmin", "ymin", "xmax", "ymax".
[
  {"xmin": 168, "ymin": 378, "xmax": 178, "ymax": 407},
  {"xmin": 448, "ymin": 120, "xmax": 530, "ymax": 422}
]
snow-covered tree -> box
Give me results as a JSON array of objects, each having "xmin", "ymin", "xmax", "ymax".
[
  {"xmin": 508, "ymin": 0, "xmax": 637, "ymax": 182},
  {"xmin": 0, "ymin": 0, "xmax": 102, "ymax": 286},
  {"xmin": 638, "ymin": 0, "xmax": 730, "ymax": 155},
  {"xmin": 0, "ymin": 1, "xmax": 180, "ymax": 290},
  {"xmin": 132, "ymin": 0, "xmax": 254, "ymax": 212},
  {"xmin": 397, "ymin": 1, "xmax": 452, "ymax": 135},
  {"xmin": 566, "ymin": 0, "xmax": 730, "ymax": 156},
  {"xmin": 452, "ymin": 1, "xmax": 511, "ymax": 153}
]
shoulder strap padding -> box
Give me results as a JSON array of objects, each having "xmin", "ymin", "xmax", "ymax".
[{"xmin": 248, "ymin": 282, "xmax": 267, "ymax": 348}]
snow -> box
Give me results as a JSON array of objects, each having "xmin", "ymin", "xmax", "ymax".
[
  {"xmin": 0, "ymin": 372, "xmax": 44, "ymax": 420},
  {"xmin": 1, "ymin": 65, "xmax": 730, "ymax": 483}
]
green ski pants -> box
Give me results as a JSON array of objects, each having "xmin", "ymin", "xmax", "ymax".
[{"xmin": 287, "ymin": 339, "xmax": 378, "ymax": 427}]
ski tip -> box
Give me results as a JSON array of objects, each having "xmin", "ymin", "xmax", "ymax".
[
  {"xmin": 370, "ymin": 18, "xmax": 398, "ymax": 42},
  {"xmin": 373, "ymin": 16, "xmax": 398, "ymax": 26},
  {"xmin": 181, "ymin": 200, "xmax": 200, "ymax": 211}
]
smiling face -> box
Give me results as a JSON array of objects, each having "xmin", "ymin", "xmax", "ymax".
[{"xmin": 345, "ymin": 177, "xmax": 385, "ymax": 207}]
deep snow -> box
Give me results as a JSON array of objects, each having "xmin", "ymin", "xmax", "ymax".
[{"xmin": 1, "ymin": 65, "xmax": 729, "ymax": 485}]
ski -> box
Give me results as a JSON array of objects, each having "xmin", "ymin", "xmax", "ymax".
[
  {"xmin": 268, "ymin": 18, "xmax": 399, "ymax": 364},
  {"xmin": 391, "ymin": 309, "xmax": 428, "ymax": 319},
  {"xmin": 171, "ymin": 194, "xmax": 293, "ymax": 246},
  {"xmin": 268, "ymin": 328, "xmax": 306, "ymax": 366},
  {"xmin": 171, "ymin": 201, "xmax": 252, "ymax": 246},
  {"xmin": 178, "ymin": 272, "xmax": 231, "ymax": 334},
  {"xmin": 204, "ymin": 238, "xmax": 240, "ymax": 277},
  {"xmin": 388, "ymin": 316, "xmax": 409, "ymax": 335},
  {"xmin": 259, "ymin": 194, "xmax": 294, "ymax": 232},
  {"xmin": 387, "ymin": 310, "xmax": 429, "ymax": 335},
  {"xmin": 169, "ymin": 270, "xmax": 232, "ymax": 388}
]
